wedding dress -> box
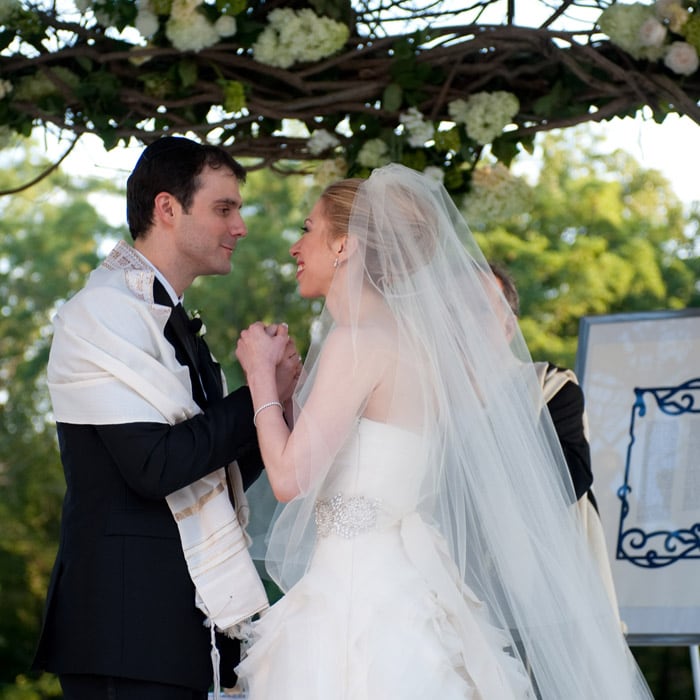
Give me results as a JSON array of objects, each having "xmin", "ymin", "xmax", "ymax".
[{"xmin": 236, "ymin": 418, "xmax": 533, "ymax": 699}]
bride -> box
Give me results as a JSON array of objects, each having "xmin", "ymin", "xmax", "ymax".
[{"xmin": 234, "ymin": 164, "xmax": 653, "ymax": 699}]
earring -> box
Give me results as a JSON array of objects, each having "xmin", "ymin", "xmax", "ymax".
[{"xmin": 333, "ymin": 258, "xmax": 339, "ymax": 269}]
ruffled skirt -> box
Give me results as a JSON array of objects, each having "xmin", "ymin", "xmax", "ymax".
[{"xmin": 236, "ymin": 514, "xmax": 533, "ymax": 699}]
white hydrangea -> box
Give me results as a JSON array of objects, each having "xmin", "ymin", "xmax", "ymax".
[
  {"xmin": 462, "ymin": 163, "xmax": 532, "ymax": 224},
  {"xmin": 314, "ymin": 158, "xmax": 348, "ymax": 190},
  {"xmin": 215, "ymin": 15, "xmax": 237, "ymax": 39},
  {"xmin": 92, "ymin": 2, "xmax": 114, "ymax": 27},
  {"xmin": 597, "ymin": 3, "xmax": 665, "ymax": 61},
  {"xmin": 639, "ymin": 17, "xmax": 667, "ymax": 47},
  {"xmin": 422, "ymin": 166, "xmax": 445, "ymax": 184},
  {"xmin": 166, "ymin": 0, "xmax": 219, "ymax": 52},
  {"xmin": 398, "ymin": 107, "xmax": 435, "ymax": 148},
  {"xmin": 655, "ymin": 0, "xmax": 689, "ymax": 33},
  {"xmin": 664, "ymin": 41, "xmax": 699, "ymax": 75},
  {"xmin": 308, "ymin": 129, "xmax": 340, "ymax": 156},
  {"xmin": 356, "ymin": 139, "xmax": 391, "ymax": 168},
  {"xmin": 135, "ymin": 6, "xmax": 159, "ymax": 38},
  {"xmin": 448, "ymin": 91, "xmax": 519, "ymax": 145},
  {"xmin": 253, "ymin": 8, "xmax": 349, "ymax": 69}
]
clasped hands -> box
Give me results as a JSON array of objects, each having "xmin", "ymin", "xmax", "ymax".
[{"xmin": 236, "ymin": 322, "xmax": 303, "ymax": 404}]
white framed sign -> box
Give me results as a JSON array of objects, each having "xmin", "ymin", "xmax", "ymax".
[{"xmin": 575, "ymin": 309, "xmax": 700, "ymax": 644}]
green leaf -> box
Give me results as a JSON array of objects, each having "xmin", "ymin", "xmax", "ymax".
[
  {"xmin": 75, "ymin": 56, "xmax": 94, "ymax": 73},
  {"xmin": 178, "ymin": 59, "xmax": 198, "ymax": 88},
  {"xmin": 491, "ymin": 136, "xmax": 520, "ymax": 166},
  {"xmin": 221, "ymin": 80, "xmax": 246, "ymax": 113},
  {"xmin": 216, "ymin": 0, "xmax": 247, "ymax": 15},
  {"xmin": 518, "ymin": 134, "xmax": 536, "ymax": 155},
  {"xmin": 99, "ymin": 127, "xmax": 120, "ymax": 150},
  {"xmin": 382, "ymin": 83, "xmax": 402, "ymax": 111}
]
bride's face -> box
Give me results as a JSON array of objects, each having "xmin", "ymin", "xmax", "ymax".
[{"xmin": 290, "ymin": 199, "xmax": 340, "ymax": 299}]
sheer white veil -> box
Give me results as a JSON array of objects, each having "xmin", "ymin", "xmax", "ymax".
[{"xmin": 249, "ymin": 163, "xmax": 652, "ymax": 699}]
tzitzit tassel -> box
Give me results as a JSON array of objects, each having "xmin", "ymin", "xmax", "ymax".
[{"xmin": 209, "ymin": 620, "xmax": 221, "ymax": 700}]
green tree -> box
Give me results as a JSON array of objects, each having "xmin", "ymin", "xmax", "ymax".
[
  {"xmin": 0, "ymin": 142, "xmax": 126, "ymax": 697},
  {"xmin": 475, "ymin": 127, "xmax": 700, "ymax": 369}
]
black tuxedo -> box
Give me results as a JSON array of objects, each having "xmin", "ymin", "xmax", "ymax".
[
  {"xmin": 33, "ymin": 280, "xmax": 263, "ymax": 693},
  {"xmin": 544, "ymin": 362, "xmax": 597, "ymax": 510}
]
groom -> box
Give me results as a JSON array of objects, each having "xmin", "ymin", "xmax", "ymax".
[{"xmin": 32, "ymin": 137, "xmax": 300, "ymax": 699}]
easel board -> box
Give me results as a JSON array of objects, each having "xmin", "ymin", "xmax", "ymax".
[{"xmin": 575, "ymin": 309, "xmax": 700, "ymax": 644}]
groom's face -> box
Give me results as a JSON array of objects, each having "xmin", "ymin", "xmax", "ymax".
[{"xmin": 171, "ymin": 165, "xmax": 247, "ymax": 279}]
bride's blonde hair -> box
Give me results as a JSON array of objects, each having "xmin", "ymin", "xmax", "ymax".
[
  {"xmin": 319, "ymin": 178, "xmax": 363, "ymax": 245},
  {"xmin": 321, "ymin": 174, "xmax": 439, "ymax": 290}
]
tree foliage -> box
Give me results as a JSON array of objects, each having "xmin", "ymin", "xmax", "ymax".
[
  {"xmin": 475, "ymin": 126, "xmax": 700, "ymax": 367},
  {"xmin": 2, "ymin": 0, "xmax": 700, "ymax": 196},
  {"xmin": 0, "ymin": 147, "xmax": 121, "ymax": 696}
]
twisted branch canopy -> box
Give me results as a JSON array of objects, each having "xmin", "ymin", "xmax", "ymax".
[{"xmin": 1, "ymin": 0, "xmax": 699, "ymax": 192}]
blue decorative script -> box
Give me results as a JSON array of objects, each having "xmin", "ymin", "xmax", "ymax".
[{"xmin": 617, "ymin": 377, "xmax": 700, "ymax": 568}]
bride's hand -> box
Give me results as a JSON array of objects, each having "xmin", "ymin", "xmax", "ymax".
[{"xmin": 236, "ymin": 322, "xmax": 288, "ymax": 379}]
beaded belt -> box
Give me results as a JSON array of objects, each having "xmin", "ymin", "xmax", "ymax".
[{"xmin": 315, "ymin": 493, "xmax": 380, "ymax": 538}]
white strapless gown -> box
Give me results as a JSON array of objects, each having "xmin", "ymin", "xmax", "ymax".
[{"xmin": 236, "ymin": 419, "xmax": 533, "ymax": 699}]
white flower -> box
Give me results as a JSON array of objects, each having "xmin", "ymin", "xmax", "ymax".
[
  {"xmin": 135, "ymin": 7, "xmax": 159, "ymax": 38},
  {"xmin": 462, "ymin": 163, "xmax": 532, "ymax": 224},
  {"xmin": 597, "ymin": 3, "xmax": 664, "ymax": 60},
  {"xmin": 0, "ymin": 79, "xmax": 13, "ymax": 99},
  {"xmin": 93, "ymin": 3, "xmax": 114, "ymax": 26},
  {"xmin": 655, "ymin": 0, "xmax": 689, "ymax": 32},
  {"xmin": 656, "ymin": 0, "xmax": 682, "ymax": 19},
  {"xmin": 639, "ymin": 17, "xmax": 667, "ymax": 47},
  {"xmin": 253, "ymin": 8, "xmax": 349, "ymax": 69},
  {"xmin": 308, "ymin": 129, "xmax": 340, "ymax": 156},
  {"xmin": 448, "ymin": 92, "xmax": 519, "ymax": 145},
  {"xmin": 398, "ymin": 107, "xmax": 435, "ymax": 148},
  {"xmin": 357, "ymin": 139, "xmax": 390, "ymax": 168},
  {"xmin": 422, "ymin": 166, "xmax": 445, "ymax": 184},
  {"xmin": 314, "ymin": 158, "xmax": 348, "ymax": 190},
  {"xmin": 166, "ymin": 1, "xmax": 219, "ymax": 52},
  {"xmin": 215, "ymin": 15, "xmax": 237, "ymax": 39},
  {"xmin": 188, "ymin": 309, "xmax": 206, "ymax": 337},
  {"xmin": 664, "ymin": 41, "xmax": 699, "ymax": 75}
]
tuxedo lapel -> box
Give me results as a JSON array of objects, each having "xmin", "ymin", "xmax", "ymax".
[
  {"xmin": 154, "ymin": 279, "xmax": 209, "ymax": 408},
  {"xmin": 195, "ymin": 337, "xmax": 224, "ymax": 401}
]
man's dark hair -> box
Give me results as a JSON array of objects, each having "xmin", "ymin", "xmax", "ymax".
[
  {"xmin": 489, "ymin": 262, "xmax": 520, "ymax": 317},
  {"xmin": 126, "ymin": 136, "xmax": 247, "ymax": 240}
]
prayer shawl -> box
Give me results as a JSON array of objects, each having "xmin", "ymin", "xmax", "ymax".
[
  {"xmin": 48, "ymin": 241, "xmax": 269, "ymax": 647},
  {"xmin": 534, "ymin": 361, "xmax": 625, "ymax": 633}
]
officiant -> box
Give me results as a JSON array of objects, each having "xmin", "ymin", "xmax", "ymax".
[{"xmin": 31, "ymin": 136, "xmax": 301, "ymax": 700}]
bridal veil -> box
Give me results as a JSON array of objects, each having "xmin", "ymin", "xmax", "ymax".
[{"xmin": 248, "ymin": 163, "xmax": 653, "ymax": 699}]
